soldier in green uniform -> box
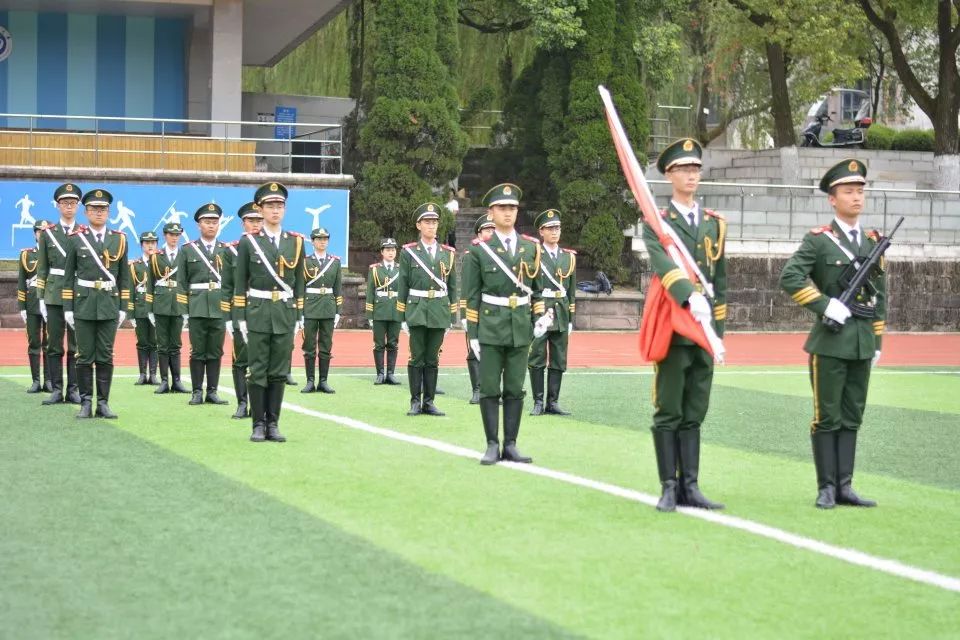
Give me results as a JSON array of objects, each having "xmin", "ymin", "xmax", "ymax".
[
  {"xmin": 300, "ymin": 227, "xmax": 342, "ymax": 394},
  {"xmin": 462, "ymin": 183, "xmax": 552, "ymax": 465},
  {"xmin": 18, "ymin": 220, "xmax": 51, "ymax": 393},
  {"xmin": 397, "ymin": 203, "xmax": 458, "ymax": 416},
  {"xmin": 37, "ymin": 183, "xmax": 82, "ymax": 405},
  {"xmin": 62, "ymin": 188, "xmax": 131, "ymax": 419},
  {"xmin": 461, "ymin": 214, "xmax": 496, "ymax": 403},
  {"xmin": 233, "ymin": 182, "xmax": 306, "ymax": 443},
  {"xmin": 528, "ymin": 209, "xmax": 577, "ymax": 416},
  {"xmin": 178, "ymin": 203, "xmax": 230, "ymax": 406},
  {"xmin": 128, "ymin": 231, "xmax": 159, "ymax": 385},
  {"xmin": 365, "ymin": 237, "xmax": 402, "ymax": 385},
  {"xmin": 221, "ymin": 202, "xmax": 263, "ymax": 419},
  {"xmin": 644, "ymin": 139, "xmax": 727, "ymax": 511},
  {"xmin": 780, "ymin": 159, "xmax": 884, "ymax": 509},
  {"xmin": 148, "ymin": 223, "xmax": 189, "ymax": 394}
]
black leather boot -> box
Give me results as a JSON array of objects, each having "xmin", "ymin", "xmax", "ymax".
[
  {"xmin": 652, "ymin": 430, "xmax": 678, "ymax": 512},
  {"xmin": 528, "ymin": 367, "xmax": 545, "ymax": 415},
  {"xmin": 286, "ymin": 370, "xmax": 297, "ymax": 386},
  {"xmin": 384, "ymin": 350, "xmax": 401, "ymax": 385},
  {"xmin": 147, "ymin": 350, "xmax": 159, "ymax": 385},
  {"xmin": 467, "ymin": 358, "xmax": 481, "ymax": 404},
  {"xmin": 301, "ymin": 355, "xmax": 316, "ymax": 393},
  {"xmin": 75, "ymin": 363, "xmax": 94, "ymax": 419},
  {"xmin": 42, "ymin": 357, "xmax": 64, "ymax": 405},
  {"xmin": 501, "ymin": 398, "xmax": 532, "ymax": 463},
  {"xmin": 374, "ymin": 350, "xmax": 385, "ymax": 385},
  {"xmin": 420, "ymin": 367, "xmax": 444, "ymax": 416},
  {"xmin": 169, "ymin": 353, "xmax": 188, "ymax": 393},
  {"xmin": 812, "ymin": 430, "xmax": 838, "ymax": 509},
  {"xmin": 26, "ymin": 353, "xmax": 43, "ymax": 393},
  {"xmin": 266, "ymin": 380, "xmax": 287, "ymax": 442},
  {"xmin": 42, "ymin": 351, "xmax": 52, "ymax": 392},
  {"xmin": 188, "ymin": 359, "xmax": 204, "ymax": 405},
  {"xmin": 545, "ymin": 369, "xmax": 570, "ymax": 415},
  {"xmin": 204, "ymin": 360, "xmax": 229, "ymax": 404},
  {"xmin": 248, "ymin": 383, "xmax": 267, "ymax": 442},
  {"xmin": 406, "ymin": 366, "xmax": 423, "ymax": 415},
  {"xmin": 676, "ymin": 429, "xmax": 724, "ymax": 509},
  {"xmin": 231, "ymin": 366, "xmax": 249, "ymax": 419},
  {"xmin": 65, "ymin": 352, "xmax": 81, "ymax": 404},
  {"xmin": 317, "ymin": 358, "xmax": 336, "ymax": 394},
  {"xmin": 134, "ymin": 349, "xmax": 148, "ymax": 385},
  {"xmin": 94, "ymin": 363, "xmax": 118, "ymax": 419},
  {"xmin": 479, "ymin": 397, "xmax": 500, "ymax": 465},
  {"xmin": 836, "ymin": 429, "xmax": 876, "ymax": 507},
  {"xmin": 154, "ymin": 354, "xmax": 170, "ymax": 394}
]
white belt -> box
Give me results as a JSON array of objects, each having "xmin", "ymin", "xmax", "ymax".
[
  {"xmin": 157, "ymin": 279, "xmax": 178, "ymax": 288},
  {"xmin": 375, "ymin": 291, "xmax": 398, "ymax": 298},
  {"xmin": 77, "ymin": 278, "xmax": 115, "ymax": 291},
  {"xmin": 306, "ymin": 287, "xmax": 333, "ymax": 295},
  {"xmin": 541, "ymin": 288, "xmax": 567, "ymax": 298},
  {"xmin": 409, "ymin": 288, "xmax": 448, "ymax": 299},
  {"xmin": 248, "ymin": 288, "xmax": 293, "ymax": 302},
  {"xmin": 481, "ymin": 293, "xmax": 530, "ymax": 307},
  {"xmin": 190, "ymin": 282, "xmax": 221, "ymax": 290},
  {"xmin": 49, "ymin": 268, "xmax": 65, "ymax": 276}
]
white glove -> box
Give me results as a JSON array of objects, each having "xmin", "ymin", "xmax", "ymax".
[
  {"xmin": 533, "ymin": 308, "xmax": 555, "ymax": 339},
  {"xmin": 20, "ymin": 310, "xmax": 27, "ymax": 323},
  {"xmin": 39, "ymin": 300, "xmax": 47, "ymax": 322},
  {"xmin": 129, "ymin": 318, "xmax": 137, "ymax": 329},
  {"xmin": 568, "ymin": 322, "xmax": 573, "ymax": 334},
  {"xmin": 401, "ymin": 321, "xmax": 409, "ymax": 335},
  {"xmin": 872, "ymin": 350, "xmax": 881, "ymax": 366},
  {"xmin": 118, "ymin": 310, "xmax": 127, "ymax": 326},
  {"xmin": 469, "ymin": 338, "xmax": 482, "ymax": 360},
  {"xmin": 148, "ymin": 312, "xmax": 156, "ymax": 326},
  {"xmin": 65, "ymin": 311, "xmax": 75, "ymax": 329},
  {"xmin": 687, "ymin": 292, "xmax": 712, "ymax": 324},
  {"xmin": 461, "ymin": 318, "xmax": 468, "ymax": 331},
  {"xmin": 182, "ymin": 315, "xmax": 189, "ymax": 331},
  {"xmin": 295, "ymin": 317, "xmax": 305, "ymax": 335},
  {"xmin": 239, "ymin": 320, "xmax": 249, "ymax": 342},
  {"xmin": 224, "ymin": 320, "xmax": 233, "ymax": 337},
  {"xmin": 824, "ymin": 298, "xmax": 852, "ymax": 325},
  {"xmin": 333, "ymin": 313, "xmax": 341, "ymax": 329},
  {"xmin": 367, "ymin": 318, "xmax": 374, "ymax": 328}
]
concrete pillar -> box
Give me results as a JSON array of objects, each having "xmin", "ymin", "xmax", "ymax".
[
  {"xmin": 210, "ymin": 0, "xmax": 243, "ymax": 138},
  {"xmin": 186, "ymin": 12, "xmax": 212, "ymax": 134}
]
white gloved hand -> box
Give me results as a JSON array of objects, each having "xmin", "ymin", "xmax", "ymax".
[
  {"xmin": 64, "ymin": 311, "xmax": 75, "ymax": 329},
  {"xmin": 401, "ymin": 321, "xmax": 409, "ymax": 335},
  {"xmin": 295, "ymin": 316, "xmax": 305, "ymax": 335},
  {"xmin": 224, "ymin": 320, "xmax": 233, "ymax": 337},
  {"xmin": 118, "ymin": 310, "xmax": 127, "ymax": 326},
  {"xmin": 39, "ymin": 300, "xmax": 47, "ymax": 322},
  {"xmin": 824, "ymin": 298, "xmax": 852, "ymax": 325},
  {"xmin": 367, "ymin": 318, "xmax": 374, "ymax": 328},
  {"xmin": 148, "ymin": 312, "xmax": 156, "ymax": 326},
  {"xmin": 687, "ymin": 292, "xmax": 712, "ymax": 323},
  {"xmin": 872, "ymin": 350, "xmax": 881, "ymax": 366},
  {"xmin": 20, "ymin": 310, "xmax": 27, "ymax": 323},
  {"xmin": 469, "ymin": 338, "xmax": 482, "ymax": 360},
  {"xmin": 568, "ymin": 322, "xmax": 573, "ymax": 334},
  {"xmin": 461, "ymin": 318, "xmax": 468, "ymax": 332},
  {"xmin": 533, "ymin": 308, "xmax": 555, "ymax": 339},
  {"xmin": 182, "ymin": 314, "xmax": 189, "ymax": 331},
  {"xmin": 333, "ymin": 313, "xmax": 341, "ymax": 329},
  {"xmin": 129, "ymin": 318, "xmax": 137, "ymax": 329},
  {"xmin": 239, "ymin": 320, "xmax": 249, "ymax": 342}
]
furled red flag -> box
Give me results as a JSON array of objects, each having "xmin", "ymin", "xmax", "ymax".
[{"xmin": 597, "ymin": 86, "xmax": 724, "ymax": 363}]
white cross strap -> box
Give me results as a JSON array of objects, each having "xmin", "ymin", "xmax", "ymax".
[
  {"xmin": 190, "ymin": 242, "xmax": 222, "ymax": 282},
  {"xmin": 404, "ymin": 246, "xmax": 448, "ymax": 293},
  {"xmin": 77, "ymin": 232, "xmax": 117, "ymax": 286},
  {"xmin": 306, "ymin": 256, "xmax": 336, "ymax": 287},
  {"xmin": 477, "ymin": 240, "xmax": 533, "ymax": 296},
  {"xmin": 247, "ymin": 234, "xmax": 293, "ymax": 297},
  {"xmin": 45, "ymin": 226, "xmax": 67, "ymax": 258}
]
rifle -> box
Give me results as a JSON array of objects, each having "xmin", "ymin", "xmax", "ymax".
[{"xmin": 823, "ymin": 215, "xmax": 903, "ymax": 333}]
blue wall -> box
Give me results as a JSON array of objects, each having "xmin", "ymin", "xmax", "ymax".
[{"xmin": 0, "ymin": 11, "xmax": 186, "ymax": 131}]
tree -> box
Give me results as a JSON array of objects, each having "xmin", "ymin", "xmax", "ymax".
[
  {"xmin": 457, "ymin": 0, "xmax": 586, "ymax": 48},
  {"xmin": 857, "ymin": 0, "xmax": 960, "ymax": 190}
]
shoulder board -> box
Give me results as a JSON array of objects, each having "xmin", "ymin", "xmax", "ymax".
[
  {"xmin": 810, "ymin": 225, "xmax": 832, "ymax": 235},
  {"xmin": 562, "ymin": 248, "xmax": 577, "ymax": 255},
  {"xmin": 471, "ymin": 238, "xmax": 481, "ymax": 246},
  {"xmin": 659, "ymin": 208, "xmax": 668, "ymax": 218},
  {"xmin": 331, "ymin": 255, "xmax": 340, "ymax": 261},
  {"xmin": 288, "ymin": 231, "xmax": 304, "ymax": 238},
  {"xmin": 868, "ymin": 229, "xmax": 880, "ymax": 241},
  {"xmin": 704, "ymin": 209, "xmax": 725, "ymax": 220},
  {"xmin": 149, "ymin": 249, "xmax": 162, "ymax": 255},
  {"xmin": 521, "ymin": 234, "xmax": 540, "ymax": 244},
  {"xmin": 21, "ymin": 247, "xmax": 36, "ymax": 253},
  {"xmin": 440, "ymin": 244, "xmax": 455, "ymax": 252},
  {"xmin": 129, "ymin": 258, "xmax": 141, "ymax": 265},
  {"xmin": 110, "ymin": 229, "xmax": 123, "ymax": 235},
  {"xmin": 242, "ymin": 232, "xmax": 255, "ymax": 237},
  {"xmin": 69, "ymin": 229, "xmax": 84, "ymax": 236},
  {"xmin": 403, "ymin": 242, "xmax": 417, "ymax": 248},
  {"xmin": 230, "ymin": 240, "xmax": 239, "ymax": 246},
  {"xmin": 370, "ymin": 262, "xmax": 381, "ymax": 268}
]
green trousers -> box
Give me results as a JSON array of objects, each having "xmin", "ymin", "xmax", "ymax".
[
  {"xmin": 134, "ymin": 316, "xmax": 157, "ymax": 351},
  {"xmin": 155, "ymin": 314, "xmax": 183, "ymax": 356},
  {"xmin": 26, "ymin": 312, "xmax": 47, "ymax": 356},
  {"xmin": 408, "ymin": 326, "xmax": 444, "ymax": 368},
  {"xmin": 232, "ymin": 325, "xmax": 248, "ymax": 368},
  {"xmin": 652, "ymin": 344, "xmax": 714, "ymax": 432},
  {"xmin": 75, "ymin": 318, "xmax": 118, "ymax": 365},
  {"xmin": 45, "ymin": 304, "xmax": 77, "ymax": 358},
  {"xmin": 372, "ymin": 320, "xmax": 401, "ymax": 354},
  {"xmin": 189, "ymin": 317, "xmax": 226, "ymax": 361},
  {"xmin": 809, "ymin": 353, "xmax": 871, "ymax": 432},
  {"xmin": 479, "ymin": 343, "xmax": 528, "ymax": 401},
  {"xmin": 247, "ymin": 330, "xmax": 294, "ymax": 388},
  {"xmin": 302, "ymin": 318, "xmax": 334, "ymax": 360},
  {"xmin": 527, "ymin": 330, "xmax": 568, "ymax": 370}
]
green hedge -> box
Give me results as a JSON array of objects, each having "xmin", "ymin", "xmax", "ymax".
[
  {"xmin": 864, "ymin": 124, "xmax": 895, "ymax": 150},
  {"xmin": 891, "ymin": 129, "xmax": 935, "ymax": 152}
]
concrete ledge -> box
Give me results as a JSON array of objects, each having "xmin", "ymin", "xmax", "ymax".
[
  {"xmin": 0, "ymin": 165, "xmax": 355, "ymax": 188},
  {"xmin": 574, "ymin": 290, "xmax": 644, "ymax": 330}
]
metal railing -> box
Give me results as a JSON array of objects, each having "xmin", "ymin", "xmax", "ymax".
[
  {"xmin": 630, "ymin": 180, "xmax": 960, "ymax": 244},
  {"xmin": 0, "ymin": 113, "xmax": 344, "ymax": 174}
]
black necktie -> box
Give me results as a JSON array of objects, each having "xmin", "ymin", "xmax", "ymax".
[
  {"xmin": 505, "ymin": 237, "xmax": 513, "ymax": 256},
  {"xmin": 688, "ymin": 212, "xmax": 696, "ymax": 228},
  {"xmin": 850, "ymin": 229, "xmax": 859, "ymax": 247}
]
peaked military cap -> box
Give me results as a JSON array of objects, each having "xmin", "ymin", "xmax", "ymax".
[
  {"xmin": 474, "ymin": 213, "xmax": 496, "ymax": 234},
  {"xmin": 33, "ymin": 219, "xmax": 48, "ymax": 231},
  {"xmin": 534, "ymin": 208, "xmax": 562, "ymax": 229},
  {"xmin": 81, "ymin": 188, "xmax": 113, "ymax": 206},
  {"xmin": 483, "ymin": 183, "xmax": 521, "ymax": 207},
  {"xmin": 163, "ymin": 222, "xmax": 184, "ymax": 235},
  {"xmin": 238, "ymin": 201, "xmax": 262, "ymax": 219},
  {"xmin": 819, "ymin": 158, "xmax": 868, "ymax": 193},
  {"xmin": 656, "ymin": 138, "xmax": 703, "ymax": 174},
  {"xmin": 414, "ymin": 202, "xmax": 442, "ymax": 222},
  {"xmin": 380, "ymin": 237, "xmax": 398, "ymax": 249},
  {"xmin": 255, "ymin": 181, "xmax": 288, "ymax": 204},
  {"xmin": 140, "ymin": 231, "xmax": 158, "ymax": 242},
  {"xmin": 194, "ymin": 202, "xmax": 223, "ymax": 221},
  {"xmin": 54, "ymin": 183, "xmax": 81, "ymax": 202},
  {"xmin": 311, "ymin": 227, "xmax": 331, "ymax": 239}
]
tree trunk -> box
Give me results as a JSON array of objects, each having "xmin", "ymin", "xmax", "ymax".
[{"xmin": 765, "ymin": 41, "xmax": 795, "ymax": 148}]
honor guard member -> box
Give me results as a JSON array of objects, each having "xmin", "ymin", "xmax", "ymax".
[
  {"xmin": 234, "ymin": 181, "xmax": 306, "ymax": 443},
  {"xmin": 300, "ymin": 227, "xmax": 342, "ymax": 394},
  {"xmin": 18, "ymin": 219, "xmax": 51, "ymax": 393},
  {"xmin": 62, "ymin": 188, "xmax": 131, "ymax": 419},
  {"xmin": 397, "ymin": 203, "xmax": 458, "ymax": 416},
  {"xmin": 221, "ymin": 202, "xmax": 264, "ymax": 419},
  {"xmin": 36, "ymin": 183, "xmax": 82, "ymax": 405},
  {"xmin": 178, "ymin": 203, "xmax": 230, "ymax": 406},
  {"xmin": 148, "ymin": 222, "xmax": 189, "ymax": 394},
  {"xmin": 645, "ymin": 139, "xmax": 727, "ymax": 511},
  {"xmin": 528, "ymin": 209, "xmax": 576, "ymax": 416},
  {"xmin": 462, "ymin": 183, "xmax": 552, "ymax": 465},
  {"xmin": 365, "ymin": 237, "xmax": 402, "ymax": 385},
  {"xmin": 780, "ymin": 159, "xmax": 885, "ymax": 509},
  {"xmin": 129, "ymin": 231, "xmax": 160, "ymax": 385},
  {"xmin": 461, "ymin": 214, "xmax": 496, "ymax": 403}
]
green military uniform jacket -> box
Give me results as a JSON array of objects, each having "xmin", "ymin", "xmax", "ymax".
[
  {"xmin": 220, "ymin": 242, "xmax": 240, "ymax": 324},
  {"xmin": 17, "ymin": 247, "xmax": 42, "ymax": 315},
  {"xmin": 148, "ymin": 250, "xmax": 186, "ymax": 316},
  {"xmin": 461, "ymin": 233, "xmax": 545, "ymax": 347},
  {"xmin": 538, "ymin": 246, "xmax": 576, "ymax": 332},
  {"xmin": 128, "ymin": 259, "xmax": 151, "ymax": 318},
  {"xmin": 233, "ymin": 230, "xmax": 306, "ymax": 334},
  {"xmin": 642, "ymin": 203, "xmax": 728, "ymax": 342},
  {"xmin": 37, "ymin": 221, "xmax": 78, "ymax": 305},
  {"xmin": 397, "ymin": 241, "xmax": 458, "ymax": 329},
  {"xmin": 302, "ymin": 254, "xmax": 343, "ymax": 320},
  {"xmin": 177, "ymin": 240, "xmax": 230, "ymax": 319},
  {"xmin": 62, "ymin": 227, "xmax": 131, "ymax": 321},
  {"xmin": 780, "ymin": 220, "xmax": 886, "ymax": 360},
  {"xmin": 365, "ymin": 262, "xmax": 402, "ymax": 322}
]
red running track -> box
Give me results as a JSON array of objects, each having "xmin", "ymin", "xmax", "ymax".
[{"xmin": 0, "ymin": 329, "xmax": 957, "ymax": 368}]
